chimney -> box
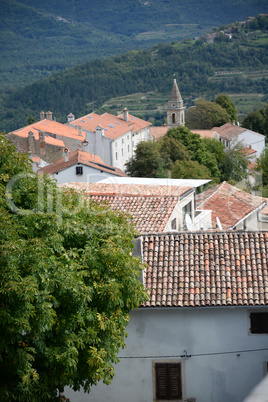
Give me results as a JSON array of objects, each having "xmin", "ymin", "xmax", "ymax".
[
  {"xmin": 77, "ymin": 126, "xmax": 83, "ymax": 136},
  {"xmin": 123, "ymin": 107, "xmax": 129, "ymax": 122},
  {"xmin": 39, "ymin": 130, "xmax": 45, "ymax": 143},
  {"xmin": 46, "ymin": 111, "xmax": 53, "ymax": 120},
  {"xmin": 67, "ymin": 113, "xmax": 75, "ymax": 123},
  {"xmin": 40, "ymin": 111, "xmax": 45, "ymax": 120},
  {"xmin": 39, "ymin": 131, "xmax": 45, "ymax": 157},
  {"xmin": 82, "ymin": 140, "xmax": 89, "ymax": 152},
  {"xmin": 63, "ymin": 148, "xmax": 69, "ymax": 162},
  {"xmin": 95, "ymin": 125, "xmax": 104, "ymax": 160},
  {"xmin": 28, "ymin": 131, "xmax": 35, "ymax": 154}
]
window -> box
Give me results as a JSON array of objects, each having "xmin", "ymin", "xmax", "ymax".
[
  {"xmin": 115, "ymin": 142, "xmax": 117, "ymax": 148},
  {"xmin": 128, "ymin": 144, "xmax": 130, "ymax": 152},
  {"xmin": 250, "ymin": 312, "xmax": 268, "ymax": 334},
  {"xmin": 115, "ymin": 152, "xmax": 118, "ymax": 160},
  {"xmin": 171, "ymin": 218, "xmax": 177, "ymax": 230},
  {"xmin": 155, "ymin": 363, "xmax": 182, "ymax": 400},
  {"xmin": 122, "ymin": 138, "xmax": 124, "ymax": 144},
  {"xmin": 172, "ymin": 113, "xmax": 176, "ymax": 124},
  {"xmin": 76, "ymin": 166, "xmax": 83, "ymax": 175},
  {"xmin": 122, "ymin": 148, "xmax": 124, "ymax": 156}
]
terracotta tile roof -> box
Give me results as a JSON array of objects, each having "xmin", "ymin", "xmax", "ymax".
[
  {"xmin": 196, "ymin": 182, "xmax": 266, "ymax": 229},
  {"xmin": 31, "ymin": 156, "xmax": 40, "ymax": 163},
  {"xmin": 191, "ymin": 129, "xmax": 219, "ymax": 139},
  {"xmin": 213, "ymin": 123, "xmax": 247, "ymax": 140},
  {"xmin": 71, "ymin": 112, "xmax": 151, "ymax": 140},
  {"xmin": 65, "ymin": 182, "xmax": 193, "ymax": 197},
  {"xmin": 43, "ymin": 136, "xmax": 65, "ymax": 147},
  {"xmin": 243, "ymin": 146, "xmax": 257, "ymax": 156},
  {"xmin": 89, "ymin": 194, "xmax": 180, "ymax": 233},
  {"xmin": 62, "ymin": 182, "xmax": 193, "ymax": 233},
  {"xmin": 141, "ymin": 231, "xmax": 268, "ymax": 307},
  {"xmin": 150, "ymin": 126, "xmax": 168, "ymax": 141},
  {"xmin": 37, "ymin": 150, "xmax": 127, "ymax": 177},
  {"xmin": 11, "ymin": 119, "xmax": 85, "ymax": 141}
]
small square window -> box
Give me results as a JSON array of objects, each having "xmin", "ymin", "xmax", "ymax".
[
  {"xmin": 250, "ymin": 312, "xmax": 268, "ymax": 334},
  {"xmin": 76, "ymin": 166, "xmax": 83, "ymax": 175}
]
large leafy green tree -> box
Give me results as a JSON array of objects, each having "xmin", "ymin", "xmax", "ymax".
[
  {"xmin": 186, "ymin": 98, "xmax": 231, "ymax": 129},
  {"xmin": 125, "ymin": 139, "xmax": 171, "ymax": 177},
  {"xmin": 215, "ymin": 94, "xmax": 238, "ymax": 123},
  {"xmin": 242, "ymin": 104, "xmax": 268, "ymax": 137},
  {"xmin": 167, "ymin": 127, "xmax": 221, "ymax": 180},
  {"xmin": 257, "ymin": 148, "xmax": 268, "ymax": 186},
  {"xmin": 0, "ymin": 135, "xmax": 147, "ymax": 401},
  {"xmin": 219, "ymin": 140, "xmax": 248, "ymax": 182},
  {"xmin": 171, "ymin": 159, "xmax": 211, "ymax": 179}
]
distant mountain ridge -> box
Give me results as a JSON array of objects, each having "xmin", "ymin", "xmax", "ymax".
[
  {"xmin": 1, "ymin": 0, "xmax": 267, "ymax": 92},
  {"xmin": 1, "ymin": 16, "xmax": 267, "ymax": 133}
]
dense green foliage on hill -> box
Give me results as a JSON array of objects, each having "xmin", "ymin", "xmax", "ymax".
[
  {"xmin": 1, "ymin": 18, "xmax": 268, "ymax": 133},
  {"xmin": 1, "ymin": 0, "xmax": 267, "ymax": 92}
]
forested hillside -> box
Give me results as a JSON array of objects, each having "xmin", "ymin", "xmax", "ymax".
[
  {"xmin": 1, "ymin": 0, "xmax": 267, "ymax": 92},
  {"xmin": 1, "ymin": 16, "xmax": 267, "ymax": 133}
]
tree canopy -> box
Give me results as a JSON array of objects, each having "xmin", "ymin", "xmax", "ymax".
[
  {"xmin": 186, "ymin": 98, "xmax": 232, "ymax": 129},
  {"xmin": 125, "ymin": 127, "xmax": 249, "ymax": 184},
  {"xmin": 215, "ymin": 94, "xmax": 238, "ymax": 123},
  {"xmin": 242, "ymin": 104, "xmax": 268, "ymax": 137},
  {"xmin": 0, "ymin": 134, "xmax": 147, "ymax": 401}
]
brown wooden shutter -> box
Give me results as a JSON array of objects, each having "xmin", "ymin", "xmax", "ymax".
[{"xmin": 155, "ymin": 363, "xmax": 182, "ymax": 400}]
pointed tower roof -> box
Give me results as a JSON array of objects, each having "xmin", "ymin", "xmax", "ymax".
[{"xmin": 169, "ymin": 79, "xmax": 182, "ymax": 103}]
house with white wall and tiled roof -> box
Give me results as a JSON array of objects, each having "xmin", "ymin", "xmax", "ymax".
[
  {"xmin": 67, "ymin": 108, "xmax": 151, "ymax": 171},
  {"xmin": 37, "ymin": 149, "xmax": 127, "ymax": 184},
  {"xmin": 65, "ymin": 231, "xmax": 268, "ymax": 402},
  {"xmin": 214, "ymin": 122, "xmax": 265, "ymax": 158}
]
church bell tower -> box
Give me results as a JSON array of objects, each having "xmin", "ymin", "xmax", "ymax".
[{"xmin": 167, "ymin": 79, "xmax": 185, "ymax": 128}]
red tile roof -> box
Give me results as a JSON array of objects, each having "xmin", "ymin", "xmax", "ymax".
[
  {"xmin": 150, "ymin": 126, "xmax": 168, "ymax": 141},
  {"xmin": 243, "ymin": 146, "xmax": 257, "ymax": 156},
  {"xmin": 191, "ymin": 129, "xmax": 219, "ymax": 139},
  {"xmin": 90, "ymin": 194, "xmax": 180, "ymax": 233},
  {"xmin": 213, "ymin": 123, "xmax": 247, "ymax": 140},
  {"xmin": 75, "ymin": 182, "xmax": 193, "ymax": 197},
  {"xmin": 12, "ymin": 119, "xmax": 85, "ymax": 141},
  {"xmin": 37, "ymin": 150, "xmax": 127, "ymax": 177},
  {"xmin": 71, "ymin": 112, "xmax": 151, "ymax": 140},
  {"xmin": 62, "ymin": 182, "xmax": 193, "ymax": 233},
  {"xmin": 196, "ymin": 182, "xmax": 266, "ymax": 229},
  {"xmin": 142, "ymin": 231, "xmax": 268, "ymax": 307}
]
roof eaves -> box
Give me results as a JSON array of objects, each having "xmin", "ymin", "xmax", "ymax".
[{"xmin": 230, "ymin": 201, "xmax": 267, "ymax": 229}]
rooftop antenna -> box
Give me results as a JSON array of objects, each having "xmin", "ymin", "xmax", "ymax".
[
  {"xmin": 216, "ymin": 217, "xmax": 223, "ymax": 230},
  {"xmin": 185, "ymin": 214, "xmax": 193, "ymax": 231}
]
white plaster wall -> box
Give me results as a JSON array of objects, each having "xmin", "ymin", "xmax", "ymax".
[
  {"xmin": 234, "ymin": 210, "xmax": 265, "ymax": 231},
  {"xmin": 65, "ymin": 307, "xmax": 268, "ymax": 402},
  {"xmin": 52, "ymin": 165, "xmax": 121, "ymax": 185},
  {"xmin": 237, "ymin": 131, "xmax": 265, "ymax": 157},
  {"xmin": 111, "ymin": 131, "xmax": 132, "ymax": 171}
]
